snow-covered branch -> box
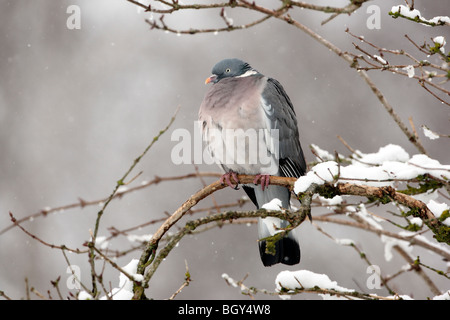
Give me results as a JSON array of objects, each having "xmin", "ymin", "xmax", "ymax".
[
  {"xmin": 129, "ymin": 143, "xmax": 449, "ymax": 300},
  {"xmin": 389, "ymin": 4, "xmax": 450, "ymax": 27}
]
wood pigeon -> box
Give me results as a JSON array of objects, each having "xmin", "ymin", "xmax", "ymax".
[{"xmin": 199, "ymin": 58, "xmax": 306, "ymax": 266}]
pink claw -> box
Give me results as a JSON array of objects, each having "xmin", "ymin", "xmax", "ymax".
[
  {"xmin": 220, "ymin": 171, "xmax": 240, "ymax": 190},
  {"xmin": 253, "ymin": 174, "xmax": 270, "ymax": 191}
]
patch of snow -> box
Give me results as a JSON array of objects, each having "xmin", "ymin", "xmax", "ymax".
[
  {"xmin": 294, "ymin": 161, "xmax": 338, "ymax": 193},
  {"xmin": 311, "ymin": 144, "xmax": 336, "ymax": 161},
  {"xmin": 373, "ymin": 54, "xmax": 387, "ymax": 65},
  {"xmin": 262, "ymin": 198, "xmax": 283, "ymax": 211},
  {"xmin": 127, "ymin": 234, "xmax": 153, "ymax": 243},
  {"xmin": 381, "ymin": 235, "xmax": 413, "ymax": 261},
  {"xmin": 100, "ymin": 259, "xmax": 143, "ymax": 300},
  {"xmin": 433, "ymin": 290, "xmax": 450, "ymax": 300},
  {"xmin": 78, "ymin": 291, "xmax": 93, "ymax": 300},
  {"xmin": 355, "ymin": 144, "xmax": 410, "ymax": 166},
  {"xmin": 276, "ymin": 269, "xmax": 354, "ymax": 293},
  {"xmin": 408, "ymin": 217, "xmax": 423, "ymax": 227},
  {"xmin": 391, "ymin": 5, "xmax": 450, "ymax": 26},
  {"xmin": 422, "ymin": 125, "xmax": 439, "ymax": 140},
  {"xmin": 403, "ymin": 65, "xmax": 415, "ymax": 78},
  {"xmin": 427, "ymin": 200, "xmax": 450, "ymax": 226},
  {"xmin": 335, "ymin": 238, "xmax": 354, "ymax": 246}
]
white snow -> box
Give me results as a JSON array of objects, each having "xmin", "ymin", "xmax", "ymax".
[
  {"xmin": 433, "ymin": 36, "xmax": 446, "ymax": 54},
  {"xmin": 127, "ymin": 233, "xmax": 153, "ymax": 243},
  {"xmin": 276, "ymin": 270, "xmax": 354, "ymax": 294},
  {"xmin": 391, "ymin": 5, "xmax": 423, "ymax": 20},
  {"xmin": 403, "ymin": 65, "xmax": 415, "ymax": 78},
  {"xmin": 373, "ymin": 54, "xmax": 387, "ymax": 65},
  {"xmin": 429, "ymin": 16, "xmax": 450, "ymax": 26},
  {"xmin": 294, "ymin": 161, "xmax": 338, "ymax": 193},
  {"xmin": 287, "ymin": 143, "xmax": 449, "ymax": 299},
  {"xmin": 356, "ymin": 144, "xmax": 410, "ymax": 166},
  {"xmin": 388, "ymin": 294, "xmax": 414, "ymax": 300},
  {"xmin": 335, "ymin": 144, "xmax": 421, "ymax": 186},
  {"xmin": 262, "ymin": 198, "xmax": 283, "ymax": 211},
  {"xmin": 433, "ymin": 36, "xmax": 446, "ymax": 46},
  {"xmin": 222, "ymin": 10, "xmax": 234, "ymax": 26},
  {"xmin": 222, "ymin": 273, "xmax": 238, "ymax": 288},
  {"xmin": 340, "ymin": 165, "xmax": 392, "ymax": 187},
  {"xmin": 408, "ymin": 217, "xmax": 423, "ymax": 227},
  {"xmin": 310, "ymin": 144, "xmax": 336, "ymax": 161},
  {"xmin": 334, "ymin": 238, "xmax": 354, "ymax": 246},
  {"xmin": 422, "ymin": 125, "xmax": 439, "ymax": 140},
  {"xmin": 78, "ymin": 291, "xmax": 93, "ymax": 300},
  {"xmin": 427, "ymin": 200, "xmax": 450, "ymax": 226},
  {"xmin": 222, "ymin": 273, "xmax": 247, "ymax": 292},
  {"xmin": 101, "ymin": 259, "xmax": 143, "ymax": 300},
  {"xmin": 117, "ymin": 185, "xmax": 128, "ymax": 194},
  {"xmin": 391, "ymin": 5, "xmax": 450, "ymax": 26},
  {"xmin": 381, "ymin": 235, "xmax": 413, "ymax": 261},
  {"xmin": 408, "ymin": 154, "xmax": 450, "ymax": 180},
  {"xmin": 92, "ymin": 236, "xmax": 109, "ymax": 250},
  {"xmin": 433, "ymin": 290, "xmax": 450, "ymax": 300},
  {"xmin": 316, "ymin": 194, "xmax": 344, "ymax": 206},
  {"xmin": 295, "ymin": 144, "xmax": 449, "ymax": 192}
]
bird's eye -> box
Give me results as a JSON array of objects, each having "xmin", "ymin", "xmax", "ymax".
[{"xmin": 225, "ymin": 68, "xmax": 231, "ymax": 73}]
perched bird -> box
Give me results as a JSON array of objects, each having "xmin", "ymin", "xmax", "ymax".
[{"xmin": 199, "ymin": 58, "xmax": 306, "ymax": 266}]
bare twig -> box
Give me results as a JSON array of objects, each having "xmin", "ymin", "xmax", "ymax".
[
  {"xmin": 88, "ymin": 106, "xmax": 179, "ymax": 297},
  {"xmin": 168, "ymin": 260, "xmax": 191, "ymax": 300},
  {"xmin": 0, "ymin": 171, "xmax": 221, "ymax": 236}
]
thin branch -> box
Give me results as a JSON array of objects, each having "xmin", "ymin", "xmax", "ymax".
[
  {"xmin": 8, "ymin": 212, "xmax": 86, "ymax": 253},
  {"xmin": 346, "ymin": 30, "xmax": 450, "ymax": 107},
  {"xmin": 88, "ymin": 106, "xmax": 179, "ymax": 297},
  {"xmin": 222, "ymin": 273, "xmax": 398, "ymax": 300},
  {"xmin": 168, "ymin": 260, "xmax": 191, "ymax": 300},
  {"xmin": 389, "ymin": 5, "xmax": 450, "ymax": 27},
  {"xmin": 134, "ymin": 202, "xmax": 311, "ymax": 299},
  {"xmin": 0, "ymin": 171, "xmax": 221, "ymax": 236}
]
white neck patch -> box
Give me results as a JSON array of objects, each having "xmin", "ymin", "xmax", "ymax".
[{"xmin": 237, "ymin": 70, "xmax": 258, "ymax": 78}]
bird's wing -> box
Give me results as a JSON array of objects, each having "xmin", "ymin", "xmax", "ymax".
[{"xmin": 260, "ymin": 77, "xmax": 306, "ymax": 178}]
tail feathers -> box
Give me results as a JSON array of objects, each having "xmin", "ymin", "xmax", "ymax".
[
  {"xmin": 243, "ymin": 185, "xmax": 301, "ymax": 267},
  {"xmin": 259, "ymin": 236, "xmax": 300, "ymax": 267},
  {"xmin": 258, "ymin": 217, "xmax": 300, "ymax": 267}
]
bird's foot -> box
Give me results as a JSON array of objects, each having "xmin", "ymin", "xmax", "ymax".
[
  {"xmin": 220, "ymin": 171, "xmax": 240, "ymax": 190},
  {"xmin": 253, "ymin": 174, "xmax": 270, "ymax": 191}
]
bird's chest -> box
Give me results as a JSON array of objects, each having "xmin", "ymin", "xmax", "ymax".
[
  {"xmin": 208, "ymin": 82, "xmax": 264, "ymax": 130},
  {"xmin": 199, "ymin": 77, "xmax": 278, "ymax": 175}
]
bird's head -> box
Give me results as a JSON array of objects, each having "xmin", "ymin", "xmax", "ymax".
[{"xmin": 205, "ymin": 58, "xmax": 256, "ymax": 84}]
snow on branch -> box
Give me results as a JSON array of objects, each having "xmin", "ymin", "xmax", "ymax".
[
  {"xmin": 129, "ymin": 143, "xmax": 449, "ymax": 299},
  {"xmin": 389, "ymin": 4, "xmax": 450, "ymax": 27}
]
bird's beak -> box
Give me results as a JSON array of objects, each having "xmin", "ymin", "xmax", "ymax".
[{"xmin": 205, "ymin": 75, "xmax": 217, "ymax": 84}]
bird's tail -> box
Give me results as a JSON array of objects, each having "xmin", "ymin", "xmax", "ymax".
[
  {"xmin": 258, "ymin": 217, "xmax": 300, "ymax": 266},
  {"xmin": 243, "ymin": 185, "xmax": 301, "ymax": 267}
]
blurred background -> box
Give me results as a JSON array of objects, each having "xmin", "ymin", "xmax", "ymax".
[{"xmin": 0, "ymin": 0, "xmax": 449, "ymax": 299}]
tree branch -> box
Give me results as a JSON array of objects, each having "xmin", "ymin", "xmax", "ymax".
[{"xmin": 132, "ymin": 172, "xmax": 448, "ymax": 299}]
